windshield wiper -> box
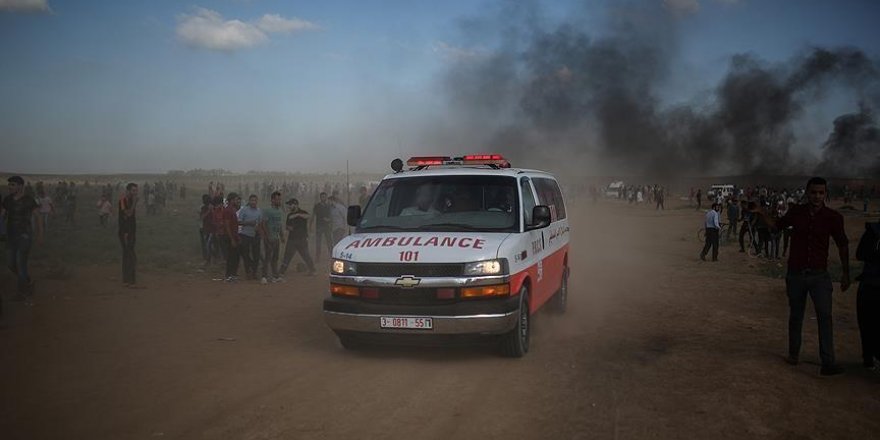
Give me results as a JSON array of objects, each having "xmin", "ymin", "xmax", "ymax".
[
  {"xmin": 358, "ymin": 225, "xmax": 408, "ymax": 231},
  {"xmin": 416, "ymin": 223, "xmax": 485, "ymax": 231}
]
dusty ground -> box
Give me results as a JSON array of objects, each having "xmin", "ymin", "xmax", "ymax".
[{"xmin": 1, "ymin": 200, "xmax": 879, "ymax": 440}]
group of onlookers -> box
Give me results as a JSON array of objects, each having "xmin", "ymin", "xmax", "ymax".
[
  {"xmin": 198, "ymin": 186, "xmax": 352, "ymax": 283},
  {"xmin": 699, "ymin": 177, "xmax": 880, "ymax": 376}
]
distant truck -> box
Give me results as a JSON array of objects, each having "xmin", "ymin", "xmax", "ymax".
[
  {"xmin": 707, "ymin": 184, "xmax": 735, "ymax": 200},
  {"xmin": 605, "ymin": 181, "xmax": 624, "ymax": 198}
]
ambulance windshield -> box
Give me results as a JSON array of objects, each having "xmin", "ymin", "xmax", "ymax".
[{"xmin": 357, "ymin": 175, "xmax": 519, "ymax": 233}]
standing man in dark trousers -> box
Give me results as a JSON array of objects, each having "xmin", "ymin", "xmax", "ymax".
[
  {"xmin": 700, "ymin": 203, "xmax": 721, "ymax": 262},
  {"xmin": 223, "ymin": 193, "xmax": 242, "ymax": 282},
  {"xmin": 855, "ymin": 219, "xmax": 880, "ymax": 370},
  {"xmin": 762, "ymin": 177, "xmax": 850, "ymax": 376},
  {"xmin": 312, "ymin": 192, "xmax": 333, "ymax": 261},
  {"xmin": 260, "ymin": 191, "xmax": 284, "ymax": 283},
  {"xmin": 118, "ymin": 182, "xmax": 139, "ymax": 287},
  {"xmin": 738, "ymin": 200, "xmax": 753, "ymax": 253},
  {"xmin": 280, "ymin": 198, "xmax": 316, "ymax": 276},
  {"xmin": 726, "ymin": 198, "xmax": 739, "ymax": 241},
  {"xmin": 237, "ymin": 194, "xmax": 263, "ymax": 280},
  {"xmin": 4, "ymin": 176, "xmax": 43, "ymax": 303}
]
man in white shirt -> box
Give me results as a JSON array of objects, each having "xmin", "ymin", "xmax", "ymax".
[{"xmin": 700, "ymin": 203, "xmax": 722, "ymax": 262}]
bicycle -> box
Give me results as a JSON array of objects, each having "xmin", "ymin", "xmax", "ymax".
[
  {"xmin": 743, "ymin": 222, "xmax": 762, "ymax": 258},
  {"xmin": 697, "ymin": 222, "xmax": 730, "ymax": 245}
]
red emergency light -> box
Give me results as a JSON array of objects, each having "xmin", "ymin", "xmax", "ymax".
[
  {"xmin": 462, "ymin": 154, "xmax": 511, "ymax": 168},
  {"xmin": 406, "ymin": 156, "xmax": 451, "ymax": 167},
  {"xmin": 404, "ymin": 153, "xmax": 511, "ymax": 168}
]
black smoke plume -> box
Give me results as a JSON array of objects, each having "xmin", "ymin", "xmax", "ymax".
[
  {"xmin": 817, "ymin": 104, "xmax": 880, "ymax": 177},
  {"xmin": 440, "ymin": 1, "xmax": 880, "ymax": 178}
]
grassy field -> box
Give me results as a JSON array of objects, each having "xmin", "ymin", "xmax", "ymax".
[{"xmin": 3, "ymin": 190, "xmax": 206, "ymax": 281}]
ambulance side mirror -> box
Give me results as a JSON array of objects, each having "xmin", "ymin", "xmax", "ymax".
[
  {"xmin": 529, "ymin": 205, "xmax": 552, "ymax": 230},
  {"xmin": 347, "ymin": 205, "xmax": 362, "ymax": 227}
]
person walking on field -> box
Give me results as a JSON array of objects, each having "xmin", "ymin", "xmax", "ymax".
[
  {"xmin": 96, "ymin": 194, "xmax": 112, "ymax": 227},
  {"xmin": 358, "ymin": 186, "xmax": 370, "ymax": 209},
  {"xmin": 280, "ymin": 198, "xmax": 316, "ymax": 276},
  {"xmin": 759, "ymin": 177, "xmax": 850, "ymax": 376},
  {"xmin": 312, "ymin": 192, "xmax": 333, "ymax": 260},
  {"xmin": 223, "ymin": 193, "xmax": 242, "ymax": 282},
  {"xmin": 655, "ymin": 186, "xmax": 665, "ymax": 210},
  {"xmin": 700, "ymin": 203, "xmax": 721, "ymax": 262},
  {"xmin": 855, "ymin": 219, "xmax": 880, "ymax": 370},
  {"xmin": 726, "ymin": 198, "xmax": 739, "ymax": 241},
  {"xmin": 3, "ymin": 176, "xmax": 43, "ymax": 304},
  {"xmin": 237, "ymin": 195, "xmax": 263, "ymax": 280},
  {"xmin": 37, "ymin": 188, "xmax": 53, "ymax": 233},
  {"xmin": 261, "ymin": 191, "xmax": 284, "ymax": 284},
  {"xmin": 118, "ymin": 182, "xmax": 139, "ymax": 287},
  {"xmin": 695, "ymin": 189, "xmax": 703, "ymax": 210},
  {"xmin": 329, "ymin": 193, "xmax": 348, "ymax": 246}
]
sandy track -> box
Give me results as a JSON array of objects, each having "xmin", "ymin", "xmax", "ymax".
[{"xmin": 1, "ymin": 202, "xmax": 878, "ymax": 439}]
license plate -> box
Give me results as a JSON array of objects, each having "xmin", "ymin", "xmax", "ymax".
[{"xmin": 380, "ymin": 316, "xmax": 433, "ymax": 330}]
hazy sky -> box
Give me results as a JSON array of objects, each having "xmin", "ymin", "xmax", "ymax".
[{"xmin": 2, "ymin": 0, "xmax": 879, "ymax": 174}]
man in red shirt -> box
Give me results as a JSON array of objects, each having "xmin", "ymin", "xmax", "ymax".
[
  {"xmin": 223, "ymin": 193, "xmax": 242, "ymax": 282},
  {"xmin": 762, "ymin": 177, "xmax": 850, "ymax": 376}
]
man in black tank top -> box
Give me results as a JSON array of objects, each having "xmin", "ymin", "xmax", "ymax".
[{"xmin": 118, "ymin": 183, "xmax": 139, "ymax": 287}]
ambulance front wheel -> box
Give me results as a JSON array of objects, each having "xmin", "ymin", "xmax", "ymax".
[{"xmin": 500, "ymin": 287, "xmax": 530, "ymax": 358}]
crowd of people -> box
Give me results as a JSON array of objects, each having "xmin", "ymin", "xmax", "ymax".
[
  {"xmin": 196, "ymin": 185, "xmax": 352, "ymax": 283},
  {"xmin": 594, "ymin": 183, "xmax": 668, "ymax": 209},
  {"xmin": 695, "ymin": 177, "xmax": 880, "ymax": 375},
  {"xmin": 0, "ymin": 175, "xmax": 371, "ymax": 307}
]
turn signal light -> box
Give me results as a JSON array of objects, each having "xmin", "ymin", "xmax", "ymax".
[
  {"xmin": 330, "ymin": 284, "xmax": 360, "ymax": 297},
  {"xmin": 461, "ymin": 284, "xmax": 511, "ymax": 298}
]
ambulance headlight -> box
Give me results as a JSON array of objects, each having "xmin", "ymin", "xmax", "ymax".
[
  {"xmin": 331, "ymin": 259, "xmax": 357, "ymax": 275},
  {"xmin": 464, "ymin": 259, "xmax": 507, "ymax": 276}
]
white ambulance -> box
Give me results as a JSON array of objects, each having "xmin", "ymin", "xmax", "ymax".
[{"xmin": 323, "ymin": 154, "xmax": 571, "ymax": 357}]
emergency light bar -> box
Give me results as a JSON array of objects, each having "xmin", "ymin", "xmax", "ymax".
[
  {"xmin": 405, "ymin": 154, "xmax": 511, "ymax": 169},
  {"xmin": 406, "ymin": 156, "xmax": 451, "ymax": 167}
]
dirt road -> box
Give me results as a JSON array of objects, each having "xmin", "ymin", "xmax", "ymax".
[{"xmin": 2, "ymin": 202, "xmax": 878, "ymax": 439}]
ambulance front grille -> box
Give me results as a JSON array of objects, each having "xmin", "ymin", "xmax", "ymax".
[
  {"xmin": 373, "ymin": 288, "xmax": 457, "ymax": 305},
  {"xmin": 356, "ymin": 263, "xmax": 464, "ymax": 278}
]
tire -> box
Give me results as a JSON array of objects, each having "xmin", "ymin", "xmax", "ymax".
[
  {"xmin": 338, "ymin": 334, "xmax": 363, "ymax": 351},
  {"xmin": 500, "ymin": 287, "xmax": 530, "ymax": 358},
  {"xmin": 552, "ymin": 269, "xmax": 568, "ymax": 315}
]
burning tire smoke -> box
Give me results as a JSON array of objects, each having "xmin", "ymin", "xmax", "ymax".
[{"xmin": 442, "ymin": 1, "xmax": 880, "ymax": 177}]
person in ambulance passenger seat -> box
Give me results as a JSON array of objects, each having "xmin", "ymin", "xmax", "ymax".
[{"xmin": 400, "ymin": 184, "xmax": 439, "ymax": 216}]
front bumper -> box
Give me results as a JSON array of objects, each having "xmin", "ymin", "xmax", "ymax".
[
  {"xmin": 323, "ymin": 293, "xmax": 520, "ymax": 336},
  {"xmin": 324, "ymin": 310, "xmax": 518, "ymax": 335}
]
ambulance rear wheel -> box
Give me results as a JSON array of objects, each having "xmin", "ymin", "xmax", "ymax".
[
  {"xmin": 552, "ymin": 269, "xmax": 568, "ymax": 315},
  {"xmin": 500, "ymin": 287, "xmax": 530, "ymax": 358}
]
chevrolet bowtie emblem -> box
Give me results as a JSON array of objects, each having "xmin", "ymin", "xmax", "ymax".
[{"xmin": 395, "ymin": 275, "xmax": 421, "ymax": 289}]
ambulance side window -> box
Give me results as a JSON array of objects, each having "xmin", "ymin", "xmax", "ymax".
[
  {"xmin": 520, "ymin": 177, "xmax": 536, "ymax": 226},
  {"xmin": 534, "ymin": 178, "xmax": 567, "ymax": 221}
]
